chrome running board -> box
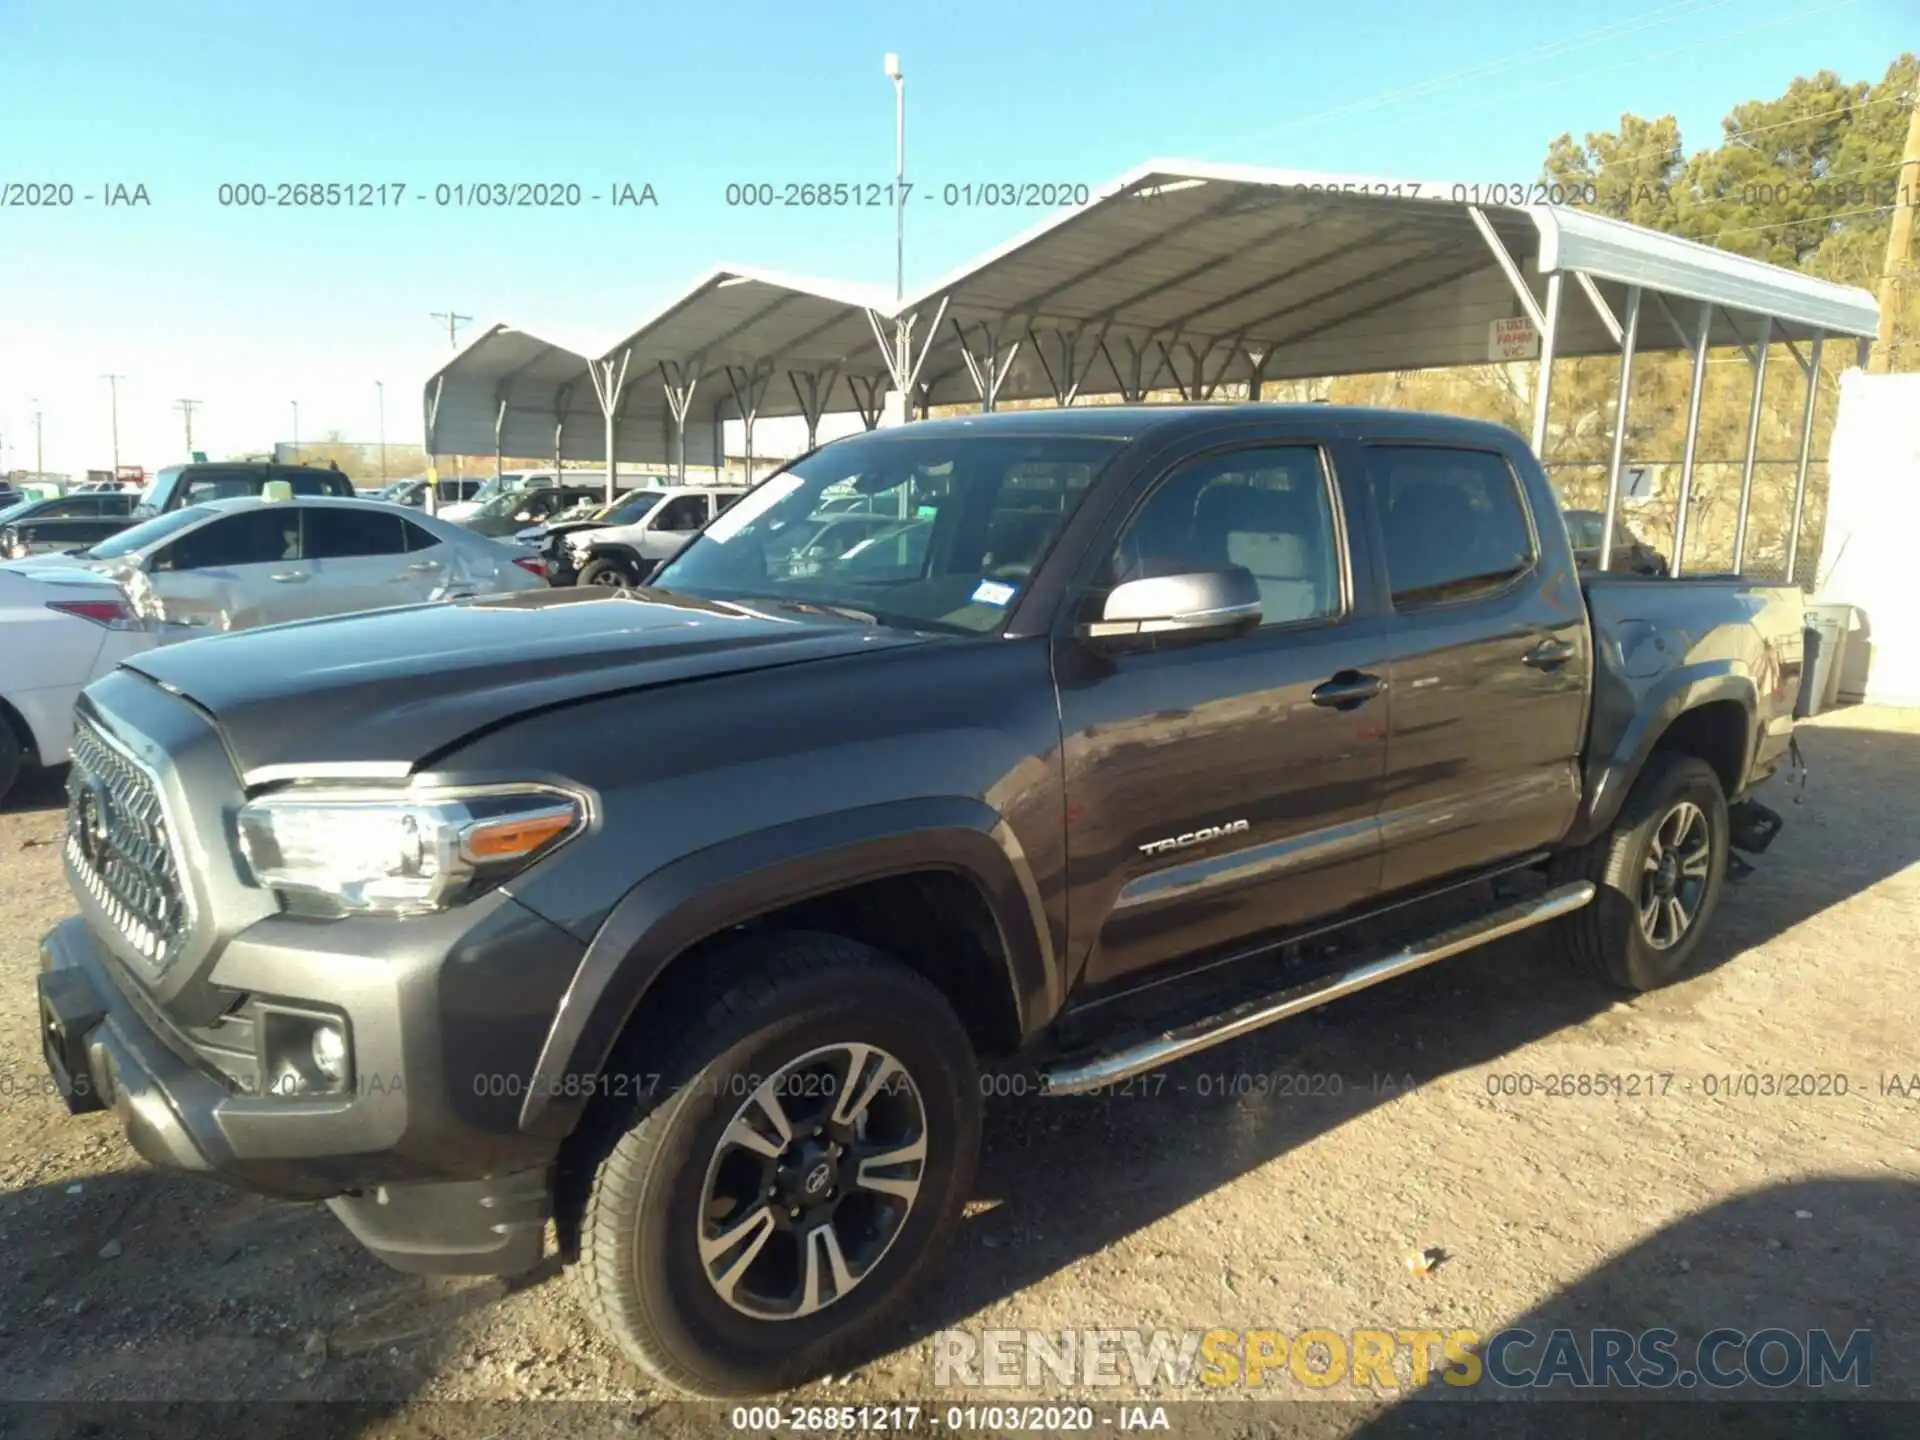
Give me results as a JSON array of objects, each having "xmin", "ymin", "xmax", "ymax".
[{"xmin": 1038, "ymin": 881, "xmax": 1595, "ymax": 1096}]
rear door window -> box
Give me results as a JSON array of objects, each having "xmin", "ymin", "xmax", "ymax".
[
  {"xmin": 1368, "ymin": 446, "xmax": 1537, "ymax": 607},
  {"xmin": 303, "ymin": 506, "xmax": 410, "ymax": 559},
  {"xmin": 654, "ymin": 495, "xmax": 710, "ymax": 532},
  {"xmin": 402, "ymin": 518, "xmax": 445, "ymax": 552}
]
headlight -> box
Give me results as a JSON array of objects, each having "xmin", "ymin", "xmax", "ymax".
[{"xmin": 235, "ymin": 784, "xmax": 586, "ymax": 916}]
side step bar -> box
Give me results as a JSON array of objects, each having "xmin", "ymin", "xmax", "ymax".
[{"xmin": 1039, "ymin": 880, "xmax": 1596, "ymax": 1096}]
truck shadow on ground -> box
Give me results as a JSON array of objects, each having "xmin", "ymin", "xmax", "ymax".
[
  {"xmin": 0, "ymin": 1163, "xmax": 518, "ymax": 1412},
  {"xmin": 1343, "ymin": 1175, "xmax": 1918, "ymax": 1436},
  {"xmin": 2, "ymin": 764, "xmax": 68, "ymax": 814},
  {"xmin": 895, "ymin": 716, "xmax": 1920, "ymax": 1353},
  {"xmin": 0, "ymin": 718, "xmax": 1912, "ymax": 1431}
]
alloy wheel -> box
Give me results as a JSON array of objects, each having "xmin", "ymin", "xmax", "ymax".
[
  {"xmin": 694, "ymin": 1043, "xmax": 927, "ymax": 1321},
  {"xmin": 1638, "ymin": 800, "xmax": 1712, "ymax": 950}
]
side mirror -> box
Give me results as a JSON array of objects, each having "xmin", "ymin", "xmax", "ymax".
[{"xmin": 1077, "ymin": 568, "xmax": 1262, "ymax": 651}]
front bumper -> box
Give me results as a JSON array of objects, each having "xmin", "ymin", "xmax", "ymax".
[{"xmin": 37, "ymin": 910, "xmax": 564, "ymax": 1275}]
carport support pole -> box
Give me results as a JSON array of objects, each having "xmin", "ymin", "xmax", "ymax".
[
  {"xmin": 493, "ymin": 399, "xmax": 506, "ymax": 484},
  {"xmin": 1670, "ymin": 300, "xmax": 1715, "ymax": 578},
  {"xmin": 1598, "ymin": 286, "xmax": 1643, "ymax": 574},
  {"xmin": 1529, "ymin": 273, "xmax": 1563, "ymax": 458},
  {"xmin": 604, "ymin": 406, "xmax": 618, "ymax": 503},
  {"xmin": 422, "ymin": 374, "xmax": 445, "ymax": 516},
  {"xmin": 592, "ymin": 353, "xmax": 633, "ymax": 504},
  {"xmin": 1731, "ymin": 317, "xmax": 1773, "ymax": 575},
  {"xmin": 1784, "ymin": 332, "xmax": 1825, "ymax": 586}
]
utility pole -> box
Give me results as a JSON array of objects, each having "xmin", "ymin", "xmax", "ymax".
[
  {"xmin": 101, "ymin": 374, "xmax": 123, "ymax": 475},
  {"xmin": 429, "ymin": 313, "xmax": 472, "ymax": 484},
  {"xmin": 175, "ymin": 398, "xmax": 201, "ymax": 454},
  {"xmin": 291, "ymin": 400, "xmax": 300, "ymax": 461},
  {"xmin": 431, "ymin": 311, "xmax": 472, "ymax": 351},
  {"xmin": 30, "ymin": 400, "xmax": 43, "ymax": 483},
  {"xmin": 376, "ymin": 380, "xmax": 387, "ymax": 484},
  {"xmin": 1870, "ymin": 86, "xmax": 1920, "ymax": 373}
]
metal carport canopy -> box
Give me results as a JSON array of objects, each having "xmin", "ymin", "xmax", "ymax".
[
  {"xmin": 588, "ymin": 264, "xmax": 902, "ymax": 476},
  {"xmin": 895, "ymin": 157, "xmax": 1880, "ymax": 411},
  {"xmin": 421, "ymin": 323, "xmax": 604, "ymax": 466}
]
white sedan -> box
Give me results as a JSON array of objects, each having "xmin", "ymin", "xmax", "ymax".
[
  {"xmin": 0, "ymin": 565, "xmax": 169, "ymax": 803},
  {"xmin": 0, "ymin": 495, "xmax": 547, "ymax": 802},
  {"xmin": 10, "ymin": 493, "xmax": 548, "ymax": 630}
]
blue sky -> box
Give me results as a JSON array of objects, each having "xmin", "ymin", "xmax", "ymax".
[{"xmin": 0, "ymin": 0, "xmax": 1908, "ymax": 476}]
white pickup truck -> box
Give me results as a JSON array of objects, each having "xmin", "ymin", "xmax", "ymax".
[{"xmin": 563, "ymin": 484, "xmax": 751, "ymax": 587}]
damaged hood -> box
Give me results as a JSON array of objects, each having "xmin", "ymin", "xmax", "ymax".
[{"xmin": 120, "ymin": 587, "xmax": 932, "ymax": 778}]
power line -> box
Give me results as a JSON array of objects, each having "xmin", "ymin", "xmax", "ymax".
[
  {"xmin": 1381, "ymin": 0, "xmax": 1870, "ymax": 170},
  {"xmin": 1584, "ymin": 88, "xmax": 1912, "ymax": 175},
  {"xmin": 1709, "ymin": 203, "xmax": 1895, "ymax": 239},
  {"xmin": 1234, "ymin": 0, "xmax": 1739, "ymax": 145}
]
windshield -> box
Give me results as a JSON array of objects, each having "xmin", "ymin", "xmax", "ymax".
[
  {"xmin": 0, "ymin": 497, "xmax": 40, "ymax": 523},
  {"xmin": 78, "ymin": 504, "xmax": 215, "ymax": 559},
  {"xmin": 136, "ymin": 465, "xmax": 184, "ymax": 515},
  {"xmin": 473, "ymin": 489, "xmax": 544, "ymax": 519},
  {"xmin": 469, "ymin": 473, "xmax": 550, "ymax": 507},
  {"xmin": 1563, "ymin": 512, "xmax": 1604, "ymax": 549},
  {"xmin": 601, "ymin": 490, "xmax": 666, "ymax": 524},
  {"xmin": 652, "ymin": 432, "xmax": 1124, "ymax": 634}
]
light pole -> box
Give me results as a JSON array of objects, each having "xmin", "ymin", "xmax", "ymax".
[
  {"xmin": 291, "ymin": 400, "xmax": 300, "ymax": 462},
  {"xmin": 376, "ymin": 380, "xmax": 387, "ymax": 485},
  {"xmin": 885, "ymin": 52, "xmax": 904, "ymax": 305},
  {"xmin": 29, "ymin": 399, "xmax": 42, "ymax": 484},
  {"xmin": 101, "ymin": 375, "xmax": 123, "ymax": 476}
]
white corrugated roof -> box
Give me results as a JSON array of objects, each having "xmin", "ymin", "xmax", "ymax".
[
  {"xmin": 900, "ymin": 157, "xmax": 1877, "ymax": 406},
  {"xmin": 423, "ymin": 157, "xmax": 1878, "ymax": 460}
]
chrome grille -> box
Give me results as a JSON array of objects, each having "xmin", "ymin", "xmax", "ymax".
[{"xmin": 66, "ymin": 715, "xmax": 190, "ymax": 965}]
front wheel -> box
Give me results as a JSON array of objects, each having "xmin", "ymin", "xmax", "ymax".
[
  {"xmin": 1551, "ymin": 753, "xmax": 1730, "ymax": 991},
  {"xmin": 579, "ymin": 933, "xmax": 981, "ymax": 1397},
  {"xmin": 577, "ymin": 556, "xmax": 640, "ymax": 589}
]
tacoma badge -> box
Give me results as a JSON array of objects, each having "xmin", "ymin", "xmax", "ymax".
[{"xmin": 1139, "ymin": 819, "xmax": 1250, "ymax": 857}]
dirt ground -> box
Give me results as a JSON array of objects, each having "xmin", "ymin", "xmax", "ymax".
[{"xmin": 2, "ymin": 706, "xmax": 1916, "ymax": 1437}]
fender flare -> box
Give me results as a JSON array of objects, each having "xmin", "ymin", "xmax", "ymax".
[
  {"xmin": 1573, "ymin": 666, "xmax": 1758, "ymax": 845},
  {"xmin": 518, "ymin": 796, "xmax": 1056, "ymax": 1137}
]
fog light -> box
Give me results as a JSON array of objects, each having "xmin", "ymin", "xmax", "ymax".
[{"xmin": 311, "ymin": 1023, "xmax": 349, "ymax": 1084}]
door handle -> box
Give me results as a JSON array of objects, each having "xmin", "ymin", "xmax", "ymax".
[
  {"xmin": 268, "ymin": 571, "xmax": 308, "ymax": 583},
  {"xmin": 407, "ymin": 560, "xmax": 442, "ymax": 572},
  {"xmin": 1311, "ymin": 671, "xmax": 1385, "ymax": 709},
  {"xmin": 1522, "ymin": 637, "xmax": 1577, "ymax": 668}
]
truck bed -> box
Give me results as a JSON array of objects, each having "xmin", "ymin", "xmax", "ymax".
[{"xmin": 1578, "ymin": 573, "xmax": 1805, "ymax": 838}]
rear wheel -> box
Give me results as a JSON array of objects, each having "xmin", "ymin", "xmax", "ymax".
[
  {"xmin": 577, "ymin": 556, "xmax": 639, "ymax": 589},
  {"xmin": 0, "ymin": 723, "xmax": 22, "ymax": 806},
  {"xmin": 579, "ymin": 933, "xmax": 980, "ymax": 1397},
  {"xmin": 1551, "ymin": 753, "xmax": 1730, "ymax": 991}
]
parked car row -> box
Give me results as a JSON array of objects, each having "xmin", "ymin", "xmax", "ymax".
[{"xmin": 0, "ymin": 490, "xmax": 547, "ymax": 803}]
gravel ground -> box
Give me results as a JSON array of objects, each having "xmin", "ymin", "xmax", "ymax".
[{"xmin": 2, "ymin": 706, "xmax": 1916, "ymax": 1437}]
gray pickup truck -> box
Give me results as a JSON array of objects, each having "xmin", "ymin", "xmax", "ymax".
[{"xmin": 37, "ymin": 405, "xmax": 1804, "ymax": 1397}]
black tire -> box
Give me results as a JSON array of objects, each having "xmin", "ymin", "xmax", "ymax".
[
  {"xmin": 0, "ymin": 723, "xmax": 22, "ymax": 807},
  {"xmin": 1550, "ymin": 752, "xmax": 1730, "ymax": 992},
  {"xmin": 577, "ymin": 557, "xmax": 638, "ymax": 589},
  {"xmin": 579, "ymin": 932, "xmax": 981, "ymax": 1397}
]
